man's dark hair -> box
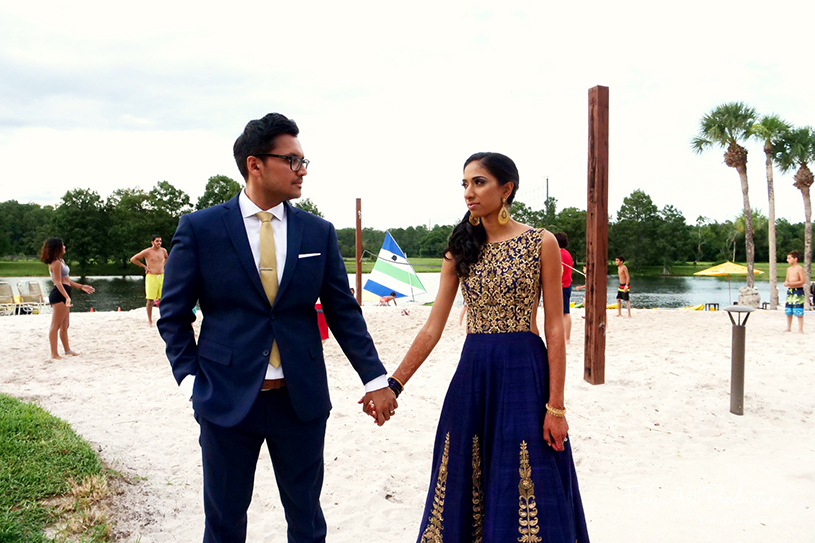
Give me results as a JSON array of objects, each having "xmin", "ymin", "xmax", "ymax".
[
  {"xmin": 233, "ymin": 113, "xmax": 300, "ymax": 180},
  {"xmin": 151, "ymin": 234, "xmax": 161, "ymax": 241},
  {"xmin": 789, "ymin": 250, "xmax": 801, "ymax": 260},
  {"xmin": 616, "ymin": 256, "xmax": 626, "ymax": 262},
  {"xmin": 554, "ymin": 232, "xmax": 569, "ymax": 249}
]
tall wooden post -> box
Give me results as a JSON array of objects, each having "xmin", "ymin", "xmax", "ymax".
[
  {"xmin": 355, "ymin": 198, "xmax": 363, "ymax": 305},
  {"xmin": 584, "ymin": 85, "xmax": 609, "ymax": 385}
]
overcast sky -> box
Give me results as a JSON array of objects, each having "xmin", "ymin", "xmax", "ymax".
[{"xmin": 2, "ymin": 0, "xmax": 813, "ymax": 231}]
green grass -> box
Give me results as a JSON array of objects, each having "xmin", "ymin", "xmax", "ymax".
[
  {"xmin": 636, "ymin": 262, "xmax": 789, "ymax": 280},
  {"xmin": 0, "ymin": 261, "xmax": 49, "ymax": 277},
  {"xmin": 0, "ymin": 260, "xmax": 141, "ymax": 278},
  {"xmin": 3, "ymin": 257, "xmax": 790, "ymax": 279},
  {"xmin": 343, "ymin": 257, "xmax": 444, "ymax": 274},
  {"xmin": 3, "ymin": 258, "xmax": 444, "ymax": 277},
  {"xmin": 0, "ymin": 394, "xmax": 115, "ymax": 542}
]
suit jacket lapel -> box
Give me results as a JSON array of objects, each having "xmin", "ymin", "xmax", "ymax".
[
  {"xmin": 277, "ymin": 201, "xmax": 302, "ymax": 302},
  {"xmin": 222, "ymin": 195, "xmax": 269, "ymax": 304}
]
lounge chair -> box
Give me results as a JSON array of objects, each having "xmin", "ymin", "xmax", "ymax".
[
  {"xmin": 17, "ymin": 280, "xmax": 48, "ymax": 314},
  {"xmin": 0, "ymin": 282, "xmax": 21, "ymax": 316}
]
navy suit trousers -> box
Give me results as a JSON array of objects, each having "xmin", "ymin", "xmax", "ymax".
[{"xmin": 199, "ymin": 388, "xmax": 328, "ymax": 543}]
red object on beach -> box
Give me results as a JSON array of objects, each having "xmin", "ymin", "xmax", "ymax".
[
  {"xmin": 90, "ymin": 308, "xmax": 94, "ymax": 312},
  {"xmin": 560, "ymin": 248, "xmax": 573, "ymax": 287},
  {"xmin": 117, "ymin": 307, "xmax": 121, "ymax": 312},
  {"xmin": 315, "ymin": 303, "xmax": 328, "ymax": 340}
]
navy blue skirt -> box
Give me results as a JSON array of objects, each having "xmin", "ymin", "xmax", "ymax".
[{"xmin": 417, "ymin": 332, "xmax": 589, "ymax": 542}]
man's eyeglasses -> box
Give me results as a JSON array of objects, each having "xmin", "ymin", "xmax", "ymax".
[{"xmin": 254, "ymin": 154, "xmax": 310, "ymax": 172}]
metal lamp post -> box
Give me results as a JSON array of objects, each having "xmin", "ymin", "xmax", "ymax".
[{"xmin": 723, "ymin": 305, "xmax": 756, "ymax": 415}]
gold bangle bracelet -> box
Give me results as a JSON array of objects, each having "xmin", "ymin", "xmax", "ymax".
[
  {"xmin": 545, "ymin": 403, "xmax": 566, "ymax": 417},
  {"xmin": 391, "ymin": 376, "xmax": 405, "ymax": 389}
]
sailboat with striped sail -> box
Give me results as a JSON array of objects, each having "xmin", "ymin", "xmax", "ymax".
[{"xmin": 363, "ymin": 232, "xmax": 426, "ymax": 301}]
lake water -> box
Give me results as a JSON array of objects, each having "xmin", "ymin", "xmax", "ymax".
[
  {"xmin": 357, "ymin": 273, "xmax": 777, "ymax": 308},
  {"xmin": 1, "ymin": 273, "xmax": 782, "ymax": 313},
  {"xmin": 3, "ymin": 276, "xmax": 148, "ymax": 313}
]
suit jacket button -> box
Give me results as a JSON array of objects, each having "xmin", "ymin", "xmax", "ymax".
[
  {"xmin": 262, "ymin": 350, "xmax": 270, "ymax": 356},
  {"xmin": 270, "ymin": 314, "xmax": 276, "ymax": 320}
]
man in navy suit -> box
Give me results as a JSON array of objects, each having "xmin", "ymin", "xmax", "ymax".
[{"xmin": 157, "ymin": 113, "xmax": 398, "ymax": 543}]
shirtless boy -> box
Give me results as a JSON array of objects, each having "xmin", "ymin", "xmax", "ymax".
[
  {"xmin": 783, "ymin": 250, "xmax": 806, "ymax": 333},
  {"xmin": 130, "ymin": 235, "xmax": 169, "ymax": 324},
  {"xmin": 615, "ymin": 256, "xmax": 631, "ymax": 317}
]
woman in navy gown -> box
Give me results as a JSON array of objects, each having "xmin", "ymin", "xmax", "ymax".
[{"xmin": 377, "ymin": 152, "xmax": 589, "ymax": 542}]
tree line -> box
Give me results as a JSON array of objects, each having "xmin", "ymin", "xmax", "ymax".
[
  {"xmin": 1, "ymin": 177, "xmax": 808, "ymax": 273},
  {"xmin": 0, "ymin": 175, "xmax": 243, "ymax": 270}
]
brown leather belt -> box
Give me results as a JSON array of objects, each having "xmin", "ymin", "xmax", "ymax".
[{"xmin": 261, "ymin": 378, "xmax": 286, "ymax": 391}]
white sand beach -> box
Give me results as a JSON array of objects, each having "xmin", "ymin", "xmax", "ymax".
[{"xmin": 1, "ymin": 306, "xmax": 812, "ymax": 542}]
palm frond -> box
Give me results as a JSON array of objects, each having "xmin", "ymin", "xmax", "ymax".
[
  {"xmin": 691, "ymin": 136, "xmax": 712, "ymax": 154},
  {"xmin": 692, "ymin": 101, "xmax": 757, "ymax": 151},
  {"xmin": 772, "ymin": 126, "xmax": 815, "ymax": 172},
  {"xmin": 752, "ymin": 114, "xmax": 792, "ymax": 144}
]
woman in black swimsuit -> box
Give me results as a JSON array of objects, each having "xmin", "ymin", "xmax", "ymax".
[{"xmin": 39, "ymin": 238, "xmax": 94, "ymax": 360}]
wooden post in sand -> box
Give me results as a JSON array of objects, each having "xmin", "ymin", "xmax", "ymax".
[
  {"xmin": 355, "ymin": 198, "xmax": 363, "ymax": 306},
  {"xmin": 584, "ymin": 85, "xmax": 609, "ymax": 385}
]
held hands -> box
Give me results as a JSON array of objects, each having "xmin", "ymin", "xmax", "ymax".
[
  {"xmin": 543, "ymin": 412, "xmax": 569, "ymax": 452},
  {"xmin": 358, "ymin": 388, "xmax": 398, "ymax": 426}
]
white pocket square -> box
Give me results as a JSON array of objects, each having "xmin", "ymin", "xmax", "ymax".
[{"xmin": 298, "ymin": 253, "xmax": 321, "ymax": 259}]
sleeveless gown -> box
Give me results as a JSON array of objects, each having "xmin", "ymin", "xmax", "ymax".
[{"xmin": 416, "ymin": 229, "xmax": 590, "ymax": 543}]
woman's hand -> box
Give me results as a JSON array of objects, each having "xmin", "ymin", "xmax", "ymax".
[
  {"xmin": 358, "ymin": 396, "xmax": 378, "ymax": 421},
  {"xmin": 81, "ymin": 284, "xmax": 95, "ymax": 294},
  {"xmin": 358, "ymin": 388, "xmax": 398, "ymax": 424},
  {"xmin": 543, "ymin": 412, "xmax": 569, "ymax": 452},
  {"xmin": 64, "ymin": 296, "xmax": 73, "ymax": 308}
]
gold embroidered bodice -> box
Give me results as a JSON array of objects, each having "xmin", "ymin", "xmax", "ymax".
[{"xmin": 461, "ymin": 229, "xmax": 544, "ymax": 334}]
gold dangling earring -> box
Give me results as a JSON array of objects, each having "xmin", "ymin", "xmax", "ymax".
[
  {"xmin": 469, "ymin": 213, "xmax": 481, "ymax": 226},
  {"xmin": 498, "ymin": 197, "xmax": 510, "ymax": 225}
]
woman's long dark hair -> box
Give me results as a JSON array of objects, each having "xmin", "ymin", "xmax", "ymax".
[
  {"xmin": 445, "ymin": 152, "xmax": 519, "ymax": 278},
  {"xmin": 39, "ymin": 238, "xmax": 64, "ymax": 264}
]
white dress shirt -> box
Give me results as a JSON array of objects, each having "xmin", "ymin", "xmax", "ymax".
[
  {"xmin": 239, "ymin": 190, "xmax": 288, "ymax": 380},
  {"xmin": 181, "ymin": 191, "xmax": 387, "ymax": 398}
]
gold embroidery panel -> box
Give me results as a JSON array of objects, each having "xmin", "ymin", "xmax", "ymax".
[
  {"xmin": 471, "ymin": 435, "xmax": 483, "ymax": 543},
  {"xmin": 518, "ymin": 440, "xmax": 542, "ymax": 543},
  {"xmin": 421, "ymin": 433, "xmax": 450, "ymax": 543},
  {"xmin": 463, "ymin": 229, "xmax": 544, "ymax": 334}
]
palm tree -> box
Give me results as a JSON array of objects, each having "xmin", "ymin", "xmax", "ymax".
[
  {"xmin": 773, "ymin": 126, "xmax": 814, "ymax": 310},
  {"xmin": 692, "ymin": 102, "xmax": 759, "ymax": 287},
  {"xmin": 752, "ymin": 115, "xmax": 792, "ymax": 309}
]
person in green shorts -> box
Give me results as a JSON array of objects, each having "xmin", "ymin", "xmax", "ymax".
[
  {"xmin": 783, "ymin": 250, "xmax": 806, "ymax": 334},
  {"xmin": 130, "ymin": 235, "xmax": 169, "ymax": 325}
]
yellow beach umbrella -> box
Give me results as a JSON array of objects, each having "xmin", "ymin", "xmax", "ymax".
[{"xmin": 694, "ymin": 261, "xmax": 763, "ymax": 303}]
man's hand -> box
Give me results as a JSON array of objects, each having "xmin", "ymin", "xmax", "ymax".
[{"xmin": 358, "ymin": 388, "xmax": 398, "ymax": 426}]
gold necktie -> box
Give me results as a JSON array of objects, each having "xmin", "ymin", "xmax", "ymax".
[{"xmin": 256, "ymin": 211, "xmax": 281, "ymax": 368}]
